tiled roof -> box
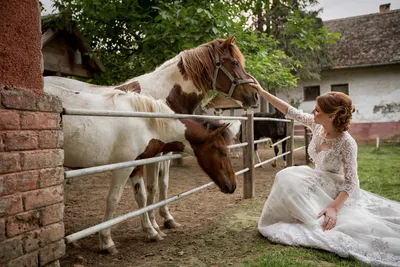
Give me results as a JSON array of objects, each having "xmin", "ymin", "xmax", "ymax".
[{"xmin": 324, "ymin": 9, "xmax": 400, "ymax": 68}]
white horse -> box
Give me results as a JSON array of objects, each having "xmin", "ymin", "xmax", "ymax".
[
  {"xmin": 45, "ymin": 85, "xmax": 237, "ymax": 254},
  {"xmin": 44, "ymin": 36, "xmax": 254, "ymax": 247}
]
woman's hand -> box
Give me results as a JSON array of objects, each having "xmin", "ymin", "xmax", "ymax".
[
  {"xmin": 317, "ymin": 207, "xmax": 337, "ymax": 231},
  {"xmin": 246, "ymin": 73, "xmax": 264, "ymax": 93}
]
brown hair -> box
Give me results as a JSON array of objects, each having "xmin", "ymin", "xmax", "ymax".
[{"xmin": 316, "ymin": 92, "xmax": 355, "ymax": 132}]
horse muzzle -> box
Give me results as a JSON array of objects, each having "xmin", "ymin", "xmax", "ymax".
[
  {"xmin": 241, "ymin": 91, "xmax": 258, "ymax": 109},
  {"xmin": 220, "ymin": 180, "xmax": 236, "ymax": 194}
]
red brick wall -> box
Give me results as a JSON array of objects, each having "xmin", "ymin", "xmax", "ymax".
[
  {"xmin": 0, "ymin": 88, "xmax": 65, "ymax": 267},
  {"xmin": 0, "ymin": 1, "xmax": 43, "ymax": 93},
  {"xmin": 0, "ymin": 1, "xmax": 65, "ymax": 267}
]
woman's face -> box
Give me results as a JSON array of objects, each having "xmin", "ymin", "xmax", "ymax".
[{"xmin": 312, "ymin": 104, "xmax": 330, "ymax": 125}]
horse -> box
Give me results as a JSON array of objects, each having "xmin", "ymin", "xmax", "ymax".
[
  {"xmin": 44, "ymin": 85, "xmax": 237, "ymax": 254},
  {"xmin": 44, "ymin": 36, "xmax": 255, "ymax": 238},
  {"xmin": 253, "ymin": 110, "xmax": 287, "ymax": 168}
]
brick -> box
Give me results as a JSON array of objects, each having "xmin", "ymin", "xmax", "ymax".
[
  {"xmin": 0, "ymin": 171, "xmax": 39, "ymax": 197},
  {"xmin": 1, "ymin": 131, "xmax": 38, "ymax": 151},
  {"xmin": 0, "ymin": 218, "xmax": 5, "ymax": 242},
  {"xmin": 40, "ymin": 222, "xmax": 64, "ymax": 247},
  {"xmin": 20, "ymin": 112, "xmax": 61, "ymax": 130},
  {"xmin": 22, "ymin": 185, "xmax": 63, "ymax": 210},
  {"xmin": 1, "ymin": 88, "xmax": 37, "ymax": 111},
  {"xmin": 20, "ymin": 149, "xmax": 64, "ymax": 171},
  {"xmin": 36, "ymin": 93, "xmax": 63, "ymax": 113},
  {"xmin": 0, "ymin": 152, "xmax": 20, "ymax": 174},
  {"xmin": 6, "ymin": 210, "xmax": 40, "ymax": 237},
  {"xmin": 40, "ymin": 203, "xmax": 64, "ymax": 226},
  {"xmin": 22, "ymin": 229, "xmax": 40, "ymax": 253},
  {"xmin": 0, "ymin": 110, "xmax": 20, "ymax": 130},
  {"xmin": 39, "ymin": 239, "xmax": 65, "ymax": 266},
  {"xmin": 38, "ymin": 131, "xmax": 63, "ymax": 149},
  {"xmin": 0, "ymin": 194, "xmax": 23, "ymax": 216},
  {"xmin": 39, "ymin": 167, "xmax": 64, "ymax": 188},
  {"xmin": 4, "ymin": 251, "xmax": 38, "ymax": 267},
  {"xmin": 0, "ymin": 236, "xmax": 23, "ymax": 264}
]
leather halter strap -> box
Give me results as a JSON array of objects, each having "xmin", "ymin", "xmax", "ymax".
[{"xmin": 212, "ymin": 52, "xmax": 254, "ymax": 97}]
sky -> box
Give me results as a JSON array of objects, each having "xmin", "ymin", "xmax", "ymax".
[{"xmin": 41, "ymin": 0, "xmax": 400, "ymax": 20}]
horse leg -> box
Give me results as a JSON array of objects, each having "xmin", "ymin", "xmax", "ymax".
[
  {"xmin": 99, "ymin": 168, "xmax": 131, "ymax": 254},
  {"xmin": 282, "ymin": 140, "xmax": 287, "ymax": 167},
  {"xmin": 130, "ymin": 168, "xmax": 163, "ymax": 242},
  {"xmin": 144, "ymin": 162, "xmax": 166, "ymax": 237},
  {"xmin": 272, "ymin": 141, "xmax": 279, "ymax": 168},
  {"xmin": 159, "ymin": 158, "xmax": 181, "ymax": 229}
]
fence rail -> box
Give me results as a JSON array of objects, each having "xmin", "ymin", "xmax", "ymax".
[{"xmin": 62, "ymin": 109, "xmax": 310, "ymax": 243}]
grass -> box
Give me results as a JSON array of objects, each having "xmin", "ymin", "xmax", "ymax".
[{"xmin": 236, "ymin": 142, "xmax": 400, "ymax": 267}]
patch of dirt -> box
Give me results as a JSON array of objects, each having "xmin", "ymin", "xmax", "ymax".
[{"xmin": 60, "ymin": 147, "xmax": 306, "ymax": 267}]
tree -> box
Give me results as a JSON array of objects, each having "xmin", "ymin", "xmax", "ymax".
[{"xmin": 43, "ymin": 0, "xmax": 338, "ymax": 91}]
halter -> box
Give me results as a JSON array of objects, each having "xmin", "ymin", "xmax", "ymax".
[{"xmin": 212, "ymin": 51, "xmax": 254, "ymax": 97}]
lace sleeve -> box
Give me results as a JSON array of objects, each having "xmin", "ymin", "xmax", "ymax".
[
  {"xmin": 339, "ymin": 136, "xmax": 360, "ymax": 199},
  {"xmin": 285, "ymin": 106, "xmax": 316, "ymax": 131}
]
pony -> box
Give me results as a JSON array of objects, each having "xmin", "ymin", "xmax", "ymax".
[
  {"xmin": 44, "ymin": 36, "xmax": 254, "ymax": 238},
  {"xmin": 250, "ymin": 110, "xmax": 287, "ymax": 167},
  {"xmin": 44, "ymin": 85, "xmax": 237, "ymax": 254}
]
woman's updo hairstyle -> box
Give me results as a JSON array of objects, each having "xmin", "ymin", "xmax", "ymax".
[{"xmin": 316, "ymin": 92, "xmax": 355, "ymax": 133}]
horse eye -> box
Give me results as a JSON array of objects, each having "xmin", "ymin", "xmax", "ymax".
[{"xmin": 232, "ymin": 61, "xmax": 239, "ymax": 68}]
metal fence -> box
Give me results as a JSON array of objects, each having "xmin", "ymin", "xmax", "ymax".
[{"xmin": 62, "ymin": 108, "xmax": 308, "ymax": 243}]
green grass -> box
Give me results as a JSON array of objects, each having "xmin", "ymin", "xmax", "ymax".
[
  {"xmin": 358, "ymin": 143, "xmax": 400, "ymax": 201},
  {"xmin": 238, "ymin": 142, "xmax": 400, "ymax": 267}
]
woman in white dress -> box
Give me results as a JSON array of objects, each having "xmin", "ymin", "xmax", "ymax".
[{"xmin": 250, "ymin": 79, "xmax": 400, "ymax": 267}]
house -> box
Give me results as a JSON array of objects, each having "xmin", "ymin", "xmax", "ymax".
[
  {"xmin": 41, "ymin": 16, "xmax": 105, "ymax": 78},
  {"xmin": 277, "ymin": 4, "xmax": 400, "ymax": 143}
]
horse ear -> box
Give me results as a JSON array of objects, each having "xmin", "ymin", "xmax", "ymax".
[{"xmin": 222, "ymin": 35, "xmax": 235, "ymax": 49}]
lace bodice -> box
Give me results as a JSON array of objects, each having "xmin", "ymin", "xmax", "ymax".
[{"xmin": 286, "ymin": 106, "xmax": 360, "ymax": 199}]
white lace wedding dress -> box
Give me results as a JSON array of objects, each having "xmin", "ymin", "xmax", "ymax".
[{"xmin": 258, "ymin": 106, "xmax": 400, "ymax": 267}]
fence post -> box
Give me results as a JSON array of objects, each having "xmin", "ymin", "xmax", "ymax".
[
  {"xmin": 286, "ymin": 119, "xmax": 294, "ymax": 167},
  {"xmin": 242, "ymin": 110, "xmax": 254, "ymax": 199},
  {"xmin": 304, "ymin": 126, "xmax": 311, "ymax": 164}
]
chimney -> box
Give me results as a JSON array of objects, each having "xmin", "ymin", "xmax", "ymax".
[{"xmin": 379, "ymin": 3, "xmax": 391, "ymax": 13}]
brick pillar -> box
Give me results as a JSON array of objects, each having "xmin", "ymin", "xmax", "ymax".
[{"xmin": 0, "ymin": 1, "xmax": 65, "ymax": 267}]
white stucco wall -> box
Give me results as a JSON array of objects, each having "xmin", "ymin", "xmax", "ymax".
[{"xmin": 276, "ymin": 65, "xmax": 400, "ymax": 123}]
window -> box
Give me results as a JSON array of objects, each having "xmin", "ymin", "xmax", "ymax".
[
  {"xmin": 331, "ymin": 84, "xmax": 349, "ymax": 95},
  {"xmin": 303, "ymin": 86, "xmax": 320, "ymax": 101}
]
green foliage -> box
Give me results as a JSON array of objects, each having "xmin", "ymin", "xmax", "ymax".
[{"xmin": 44, "ymin": 0, "xmax": 339, "ymax": 89}]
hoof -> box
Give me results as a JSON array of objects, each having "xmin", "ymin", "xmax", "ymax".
[
  {"xmin": 157, "ymin": 230, "xmax": 167, "ymax": 238},
  {"xmin": 149, "ymin": 234, "xmax": 164, "ymax": 242},
  {"xmin": 164, "ymin": 219, "xmax": 181, "ymax": 229},
  {"xmin": 101, "ymin": 246, "xmax": 119, "ymax": 255}
]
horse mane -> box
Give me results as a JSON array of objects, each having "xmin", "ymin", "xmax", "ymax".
[
  {"xmin": 104, "ymin": 90, "xmax": 177, "ymax": 134},
  {"xmin": 190, "ymin": 117, "xmax": 233, "ymax": 144},
  {"xmin": 180, "ymin": 38, "xmax": 245, "ymax": 94}
]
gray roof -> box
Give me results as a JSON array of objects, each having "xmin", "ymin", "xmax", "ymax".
[{"xmin": 324, "ymin": 9, "xmax": 400, "ymax": 69}]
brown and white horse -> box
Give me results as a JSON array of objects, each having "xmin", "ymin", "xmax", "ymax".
[
  {"xmin": 44, "ymin": 36, "xmax": 254, "ymax": 251},
  {"xmin": 44, "ymin": 86, "xmax": 237, "ymax": 254}
]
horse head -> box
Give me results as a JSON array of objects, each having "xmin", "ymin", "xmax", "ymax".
[
  {"xmin": 181, "ymin": 119, "xmax": 236, "ymax": 194},
  {"xmin": 180, "ymin": 36, "xmax": 258, "ymax": 109}
]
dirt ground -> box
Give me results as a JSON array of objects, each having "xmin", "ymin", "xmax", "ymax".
[{"xmin": 60, "ymin": 147, "xmax": 307, "ymax": 267}]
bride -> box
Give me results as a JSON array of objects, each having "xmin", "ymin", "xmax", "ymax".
[{"xmin": 250, "ymin": 77, "xmax": 400, "ymax": 267}]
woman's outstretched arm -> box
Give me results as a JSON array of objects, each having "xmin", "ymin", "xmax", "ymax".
[{"xmin": 248, "ymin": 75, "xmax": 290, "ymax": 114}]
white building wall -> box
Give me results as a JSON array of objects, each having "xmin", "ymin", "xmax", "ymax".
[{"xmin": 276, "ymin": 65, "xmax": 400, "ymax": 123}]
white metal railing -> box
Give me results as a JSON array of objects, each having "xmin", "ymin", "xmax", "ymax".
[
  {"xmin": 63, "ymin": 108, "xmax": 247, "ymax": 121},
  {"xmin": 62, "ymin": 108, "xmax": 310, "ymax": 243}
]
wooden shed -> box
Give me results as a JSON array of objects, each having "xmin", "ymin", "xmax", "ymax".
[{"xmin": 41, "ymin": 17, "xmax": 105, "ymax": 78}]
